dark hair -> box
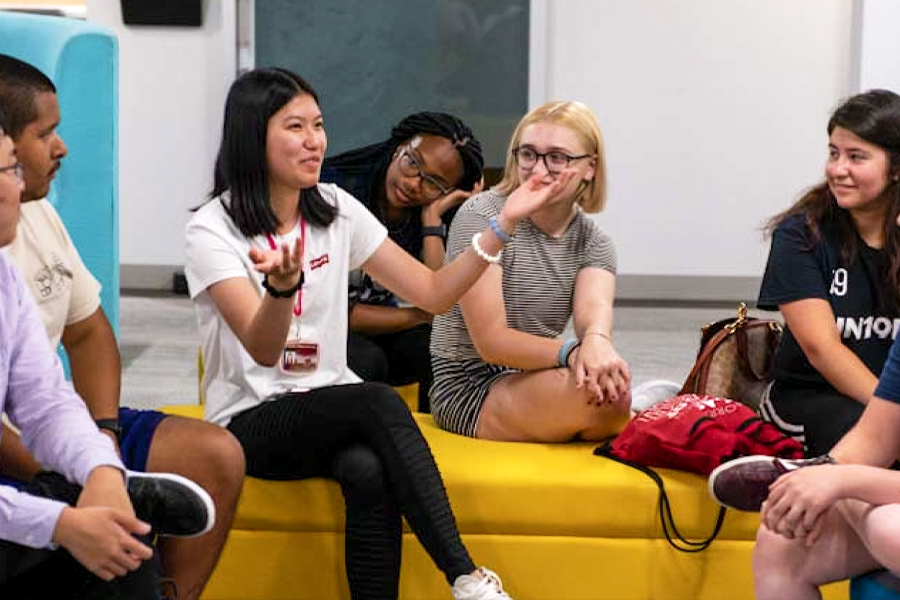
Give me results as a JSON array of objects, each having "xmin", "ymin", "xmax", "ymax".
[
  {"xmin": 766, "ymin": 89, "xmax": 900, "ymax": 302},
  {"xmin": 207, "ymin": 67, "xmax": 336, "ymax": 237},
  {"xmin": 323, "ymin": 111, "xmax": 484, "ymax": 209},
  {"xmin": 0, "ymin": 54, "xmax": 56, "ymax": 139}
]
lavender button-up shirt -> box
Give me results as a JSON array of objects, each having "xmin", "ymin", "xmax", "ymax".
[{"xmin": 0, "ymin": 253, "xmax": 123, "ymax": 548}]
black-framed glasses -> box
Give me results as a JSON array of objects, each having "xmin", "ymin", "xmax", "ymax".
[
  {"xmin": 512, "ymin": 147, "xmax": 591, "ymax": 174},
  {"xmin": 0, "ymin": 162, "xmax": 23, "ymax": 183},
  {"xmin": 397, "ymin": 147, "xmax": 453, "ymax": 201}
]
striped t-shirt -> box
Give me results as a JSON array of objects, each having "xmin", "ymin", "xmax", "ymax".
[{"xmin": 430, "ymin": 189, "xmax": 617, "ymax": 364}]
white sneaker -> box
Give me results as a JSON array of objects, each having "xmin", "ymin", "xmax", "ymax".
[
  {"xmin": 451, "ymin": 567, "xmax": 512, "ymax": 600},
  {"xmin": 630, "ymin": 379, "xmax": 681, "ymax": 413}
]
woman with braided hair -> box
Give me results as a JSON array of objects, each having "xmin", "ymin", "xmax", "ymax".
[{"xmin": 321, "ymin": 112, "xmax": 484, "ymax": 412}]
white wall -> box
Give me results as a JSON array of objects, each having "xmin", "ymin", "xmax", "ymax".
[
  {"xmin": 531, "ymin": 0, "xmax": 853, "ymax": 284},
  {"xmin": 86, "ymin": 0, "xmax": 235, "ymax": 282},
  {"xmin": 857, "ymin": 0, "xmax": 900, "ymax": 93},
  {"xmin": 89, "ymin": 0, "xmax": 900, "ymax": 295}
]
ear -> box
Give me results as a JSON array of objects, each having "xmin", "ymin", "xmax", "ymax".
[{"xmin": 583, "ymin": 156, "xmax": 597, "ymax": 182}]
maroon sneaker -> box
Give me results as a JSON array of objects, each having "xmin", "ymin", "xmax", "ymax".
[{"xmin": 707, "ymin": 454, "xmax": 836, "ymax": 511}]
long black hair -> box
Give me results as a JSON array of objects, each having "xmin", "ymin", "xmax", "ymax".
[
  {"xmin": 323, "ymin": 111, "xmax": 483, "ymax": 214},
  {"xmin": 767, "ymin": 89, "xmax": 900, "ymax": 301},
  {"xmin": 207, "ymin": 67, "xmax": 337, "ymax": 237}
]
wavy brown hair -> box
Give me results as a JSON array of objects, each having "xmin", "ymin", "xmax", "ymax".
[{"xmin": 766, "ymin": 90, "xmax": 900, "ymax": 303}]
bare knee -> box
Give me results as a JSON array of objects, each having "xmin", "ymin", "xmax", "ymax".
[
  {"xmin": 867, "ymin": 517, "xmax": 900, "ymax": 573},
  {"xmin": 754, "ymin": 525, "xmax": 790, "ymax": 576},
  {"xmin": 578, "ymin": 403, "xmax": 632, "ymax": 441},
  {"xmin": 149, "ymin": 418, "xmax": 246, "ymax": 496},
  {"xmin": 753, "ymin": 523, "xmax": 813, "ymax": 591}
]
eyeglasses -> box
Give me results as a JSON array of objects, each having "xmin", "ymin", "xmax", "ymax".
[
  {"xmin": 397, "ymin": 147, "xmax": 453, "ymax": 201},
  {"xmin": 0, "ymin": 162, "xmax": 23, "ymax": 183},
  {"xmin": 512, "ymin": 147, "xmax": 591, "ymax": 174}
]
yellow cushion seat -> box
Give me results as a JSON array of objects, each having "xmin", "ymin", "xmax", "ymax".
[{"xmin": 162, "ymin": 403, "xmax": 847, "ymax": 600}]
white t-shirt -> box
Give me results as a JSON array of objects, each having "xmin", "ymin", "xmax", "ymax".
[
  {"xmin": 5, "ymin": 199, "xmax": 102, "ymax": 349},
  {"xmin": 184, "ymin": 184, "xmax": 388, "ymax": 426}
]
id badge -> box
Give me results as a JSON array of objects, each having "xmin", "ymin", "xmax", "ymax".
[{"xmin": 281, "ymin": 340, "xmax": 319, "ymax": 374}]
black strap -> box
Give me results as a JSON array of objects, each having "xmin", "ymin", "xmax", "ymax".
[{"xmin": 593, "ymin": 443, "xmax": 726, "ymax": 552}]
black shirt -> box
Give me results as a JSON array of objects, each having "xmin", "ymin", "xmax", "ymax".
[
  {"xmin": 321, "ymin": 160, "xmax": 453, "ymax": 307},
  {"xmin": 758, "ymin": 214, "xmax": 898, "ymax": 389}
]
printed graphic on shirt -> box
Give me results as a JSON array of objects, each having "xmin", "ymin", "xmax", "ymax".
[
  {"xmin": 829, "ymin": 268, "xmax": 848, "ymax": 296},
  {"xmin": 836, "ymin": 316, "xmax": 900, "ymax": 341},
  {"xmin": 30, "ymin": 253, "xmax": 73, "ymax": 300}
]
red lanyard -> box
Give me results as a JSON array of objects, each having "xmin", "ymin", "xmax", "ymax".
[{"xmin": 265, "ymin": 216, "xmax": 305, "ymax": 317}]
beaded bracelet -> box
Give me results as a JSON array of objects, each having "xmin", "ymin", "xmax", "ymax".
[{"xmin": 471, "ymin": 232, "xmax": 502, "ymax": 264}]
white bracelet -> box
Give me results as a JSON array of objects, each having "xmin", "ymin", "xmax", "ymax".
[{"xmin": 471, "ymin": 232, "xmax": 502, "ymax": 264}]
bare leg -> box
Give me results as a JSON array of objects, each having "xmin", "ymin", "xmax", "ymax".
[
  {"xmin": 145, "ymin": 416, "xmax": 245, "ymax": 600},
  {"xmin": 753, "ymin": 505, "xmax": 881, "ymax": 600},
  {"xmin": 837, "ymin": 500, "xmax": 900, "ymax": 574},
  {"xmin": 476, "ymin": 367, "xmax": 631, "ymax": 442}
]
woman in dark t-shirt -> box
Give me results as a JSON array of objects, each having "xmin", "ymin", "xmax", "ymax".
[
  {"xmin": 758, "ymin": 89, "xmax": 900, "ymax": 457},
  {"xmin": 321, "ymin": 113, "xmax": 484, "ymax": 412}
]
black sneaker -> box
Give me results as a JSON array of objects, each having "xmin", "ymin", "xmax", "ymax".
[
  {"xmin": 707, "ymin": 454, "xmax": 836, "ymax": 512},
  {"xmin": 127, "ymin": 471, "xmax": 215, "ymax": 538}
]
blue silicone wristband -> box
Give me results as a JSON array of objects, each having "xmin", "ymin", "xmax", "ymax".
[
  {"xmin": 557, "ymin": 337, "xmax": 578, "ymax": 368},
  {"xmin": 489, "ymin": 217, "xmax": 512, "ymax": 244}
]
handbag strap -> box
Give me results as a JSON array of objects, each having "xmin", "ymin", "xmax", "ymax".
[
  {"xmin": 593, "ymin": 443, "xmax": 726, "ymax": 552},
  {"xmin": 734, "ymin": 322, "xmax": 782, "ymax": 381},
  {"xmin": 680, "ymin": 316, "xmax": 782, "ymax": 394}
]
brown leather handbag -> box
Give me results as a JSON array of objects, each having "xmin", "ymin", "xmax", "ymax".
[{"xmin": 680, "ymin": 303, "xmax": 783, "ymax": 410}]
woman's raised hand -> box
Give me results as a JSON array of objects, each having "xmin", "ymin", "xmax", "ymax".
[
  {"xmin": 248, "ymin": 236, "xmax": 303, "ymax": 289},
  {"xmin": 499, "ymin": 169, "xmax": 577, "ymax": 226}
]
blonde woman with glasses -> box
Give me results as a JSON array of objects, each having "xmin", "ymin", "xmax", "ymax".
[{"xmin": 429, "ymin": 100, "xmax": 633, "ymax": 442}]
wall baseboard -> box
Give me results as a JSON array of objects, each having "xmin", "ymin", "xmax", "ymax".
[
  {"xmin": 120, "ymin": 264, "xmax": 761, "ymax": 304},
  {"xmin": 616, "ymin": 274, "xmax": 761, "ymax": 304},
  {"xmin": 120, "ymin": 264, "xmax": 184, "ymax": 294}
]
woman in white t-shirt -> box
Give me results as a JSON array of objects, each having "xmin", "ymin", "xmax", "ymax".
[{"xmin": 184, "ymin": 67, "xmax": 573, "ymax": 600}]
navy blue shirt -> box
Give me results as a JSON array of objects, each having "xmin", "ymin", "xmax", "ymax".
[
  {"xmin": 875, "ymin": 335, "xmax": 900, "ymax": 403},
  {"xmin": 320, "ymin": 161, "xmax": 454, "ymax": 307},
  {"xmin": 758, "ymin": 214, "xmax": 898, "ymax": 389}
]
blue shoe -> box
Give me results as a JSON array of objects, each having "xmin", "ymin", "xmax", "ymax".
[{"xmin": 127, "ymin": 471, "xmax": 215, "ymax": 538}]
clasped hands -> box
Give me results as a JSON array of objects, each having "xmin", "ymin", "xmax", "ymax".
[
  {"xmin": 568, "ymin": 335, "xmax": 631, "ymax": 407},
  {"xmin": 760, "ymin": 464, "xmax": 841, "ymax": 546}
]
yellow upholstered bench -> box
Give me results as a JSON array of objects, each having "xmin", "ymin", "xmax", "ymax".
[{"xmin": 163, "ymin": 402, "xmax": 848, "ymax": 600}]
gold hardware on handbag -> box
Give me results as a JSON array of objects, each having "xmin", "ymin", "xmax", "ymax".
[{"xmin": 680, "ymin": 303, "xmax": 783, "ymax": 410}]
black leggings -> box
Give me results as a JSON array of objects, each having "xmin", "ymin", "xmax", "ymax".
[
  {"xmin": 226, "ymin": 382, "xmax": 475, "ymax": 600},
  {"xmin": 347, "ymin": 325, "xmax": 434, "ymax": 412},
  {"xmin": 0, "ymin": 473, "xmax": 157, "ymax": 600}
]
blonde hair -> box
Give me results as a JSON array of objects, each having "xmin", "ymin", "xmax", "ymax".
[{"xmin": 493, "ymin": 100, "xmax": 607, "ymax": 213}]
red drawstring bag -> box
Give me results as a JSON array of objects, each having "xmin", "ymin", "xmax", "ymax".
[
  {"xmin": 594, "ymin": 394, "xmax": 803, "ymax": 552},
  {"xmin": 601, "ymin": 393, "xmax": 802, "ymax": 475}
]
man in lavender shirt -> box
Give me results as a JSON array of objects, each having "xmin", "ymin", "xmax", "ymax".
[{"xmin": 0, "ymin": 111, "xmax": 193, "ymax": 598}]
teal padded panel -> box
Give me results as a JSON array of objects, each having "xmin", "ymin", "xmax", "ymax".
[
  {"xmin": 851, "ymin": 571, "xmax": 900, "ymax": 600},
  {"xmin": 0, "ymin": 11, "xmax": 119, "ymax": 335}
]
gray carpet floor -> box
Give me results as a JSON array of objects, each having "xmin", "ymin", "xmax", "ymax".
[{"xmin": 119, "ymin": 294, "xmax": 768, "ymax": 411}]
